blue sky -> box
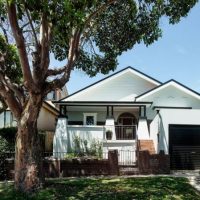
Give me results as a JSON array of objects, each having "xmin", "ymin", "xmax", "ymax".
[{"xmin": 66, "ymin": 2, "xmax": 200, "ymax": 94}]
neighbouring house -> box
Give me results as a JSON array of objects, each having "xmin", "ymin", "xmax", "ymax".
[
  {"xmin": 53, "ymin": 67, "xmax": 200, "ymax": 170},
  {"xmin": 0, "ymin": 87, "xmax": 68, "ymax": 152}
]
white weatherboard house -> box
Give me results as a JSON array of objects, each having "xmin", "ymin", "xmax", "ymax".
[{"xmin": 53, "ymin": 67, "xmax": 200, "ymax": 170}]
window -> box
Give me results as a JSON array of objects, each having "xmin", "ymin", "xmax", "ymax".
[
  {"xmin": 83, "ymin": 113, "xmax": 97, "ymax": 125},
  {"xmin": 0, "ymin": 113, "xmax": 4, "ymax": 128},
  {"xmin": 0, "ymin": 110, "xmax": 16, "ymax": 128}
]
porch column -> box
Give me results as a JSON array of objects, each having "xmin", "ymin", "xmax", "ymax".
[
  {"xmin": 105, "ymin": 106, "xmax": 116, "ymax": 140},
  {"xmin": 137, "ymin": 106, "xmax": 150, "ymax": 140},
  {"xmin": 59, "ymin": 105, "xmax": 68, "ymax": 118},
  {"xmin": 53, "ymin": 116, "xmax": 69, "ymax": 158},
  {"xmin": 137, "ymin": 117, "xmax": 150, "ymax": 140}
]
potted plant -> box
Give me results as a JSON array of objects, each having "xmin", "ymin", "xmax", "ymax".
[{"xmin": 106, "ymin": 130, "xmax": 113, "ymax": 140}]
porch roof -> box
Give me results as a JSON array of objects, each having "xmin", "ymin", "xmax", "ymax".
[{"xmin": 53, "ymin": 101, "xmax": 152, "ymax": 107}]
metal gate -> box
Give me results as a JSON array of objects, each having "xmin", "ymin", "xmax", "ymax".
[{"xmin": 118, "ymin": 150, "xmax": 136, "ymax": 166}]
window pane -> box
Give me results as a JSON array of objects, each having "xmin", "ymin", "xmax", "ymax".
[
  {"xmin": 5, "ymin": 111, "xmax": 11, "ymax": 127},
  {"xmin": 0, "ymin": 113, "xmax": 4, "ymax": 128},
  {"xmin": 86, "ymin": 116, "xmax": 94, "ymax": 125}
]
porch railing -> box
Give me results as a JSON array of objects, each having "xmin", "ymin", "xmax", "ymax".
[{"xmin": 115, "ymin": 125, "xmax": 136, "ymax": 140}]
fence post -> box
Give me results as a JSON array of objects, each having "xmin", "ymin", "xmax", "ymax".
[
  {"xmin": 138, "ymin": 150, "xmax": 150, "ymax": 174},
  {"xmin": 108, "ymin": 150, "xmax": 119, "ymax": 175}
]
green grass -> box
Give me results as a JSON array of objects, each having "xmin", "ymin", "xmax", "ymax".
[{"xmin": 0, "ymin": 176, "xmax": 200, "ymax": 200}]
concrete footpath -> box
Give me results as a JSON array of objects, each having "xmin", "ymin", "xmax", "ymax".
[{"xmin": 171, "ymin": 170, "xmax": 200, "ymax": 192}]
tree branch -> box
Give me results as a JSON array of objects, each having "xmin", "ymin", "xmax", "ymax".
[
  {"xmin": 0, "ymin": 71, "xmax": 25, "ymax": 105},
  {"xmin": 46, "ymin": 66, "xmax": 66, "ymax": 77},
  {"xmin": 45, "ymin": 29, "xmax": 81, "ymax": 93},
  {"xmin": 23, "ymin": 0, "xmax": 39, "ymax": 48},
  {"xmin": 84, "ymin": 0, "xmax": 117, "ymax": 30},
  {"xmin": 45, "ymin": 1, "xmax": 116, "ymax": 93},
  {"xmin": 0, "ymin": 80, "xmax": 22, "ymax": 120},
  {"xmin": 81, "ymin": 0, "xmax": 117, "ymax": 44},
  {"xmin": 7, "ymin": 2, "xmax": 36, "ymax": 91},
  {"xmin": 36, "ymin": 13, "xmax": 52, "ymax": 82}
]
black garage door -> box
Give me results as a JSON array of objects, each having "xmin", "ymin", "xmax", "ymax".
[{"xmin": 169, "ymin": 125, "xmax": 200, "ymax": 170}]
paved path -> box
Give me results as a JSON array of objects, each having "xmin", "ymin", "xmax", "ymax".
[{"xmin": 172, "ymin": 170, "xmax": 200, "ymax": 192}]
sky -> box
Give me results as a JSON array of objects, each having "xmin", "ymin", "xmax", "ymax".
[{"xmin": 62, "ymin": 2, "xmax": 200, "ymax": 95}]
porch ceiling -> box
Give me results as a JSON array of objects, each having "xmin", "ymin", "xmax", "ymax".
[{"xmin": 67, "ymin": 106, "xmax": 140, "ymax": 112}]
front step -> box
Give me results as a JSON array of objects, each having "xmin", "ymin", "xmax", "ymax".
[
  {"xmin": 138, "ymin": 140, "xmax": 156, "ymax": 154},
  {"xmin": 119, "ymin": 165, "xmax": 139, "ymax": 175}
]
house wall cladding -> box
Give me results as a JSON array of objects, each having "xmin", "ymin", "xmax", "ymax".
[
  {"xmin": 65, "ymin": 70, "xmax": 157, "ymax": 102},
  {"xmin": 150, "ymin": 109, "xmax": 200, "ymax": 154}
]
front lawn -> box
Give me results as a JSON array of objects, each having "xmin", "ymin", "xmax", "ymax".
[{"xmin": 0, "ymin": 176, "xmax": 199, "ymax": 200}]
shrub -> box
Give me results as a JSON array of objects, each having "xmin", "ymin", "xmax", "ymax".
[
  {"xmin": 0, "ymin": 127, "xmax": 16, "ymax": 180},
  {"xmin": 66, "ymin": 136, "xmax": 103, "ymax": 159},
  {"xmin": 0, "ymin": 127, "xmax": 17, "ymax": 148},
  {"xmin": 0, "ymin": 135, "xmax": 14, "ymax": 180}
]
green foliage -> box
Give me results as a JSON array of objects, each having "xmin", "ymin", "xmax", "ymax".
[
  {"xmin": 5, "ymin": 0, "xmax": 195, "ymax": 77},
  {"xmin": 0, "ymin": 127, "xmax": 16, "ymax": 151},
  {"xmin": 0, "ymin": 35, "xmax": 22, "ymax": 84},
  {"xmin": 0, "ymin": 127, "xmax": 16, "ymax": 179},
  {"xmin": 48, "ymin": 0, "xmax": 198, "ymax": 77},
  {"xmin": 0, "ymin": 135, "xmax": 12, "ymax": 153},
  {"xmin": 1, "ymin": 177, "xmax": 200, "ymax": 199},
  {"xmin": 0, "ymin": 135, "xmax": 14, "ymax": 180},
  {"xmin": 0, "ymin": 1, "xmax": 198, "ymax": 78},
  {"xmin": 65, "ymin": 135, "xmax": 103, "ymax": 159}
]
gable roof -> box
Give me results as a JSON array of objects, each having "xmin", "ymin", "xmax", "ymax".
[
  {"xmin": 135, "ymin": 79, "xmax": 200, "ymax": 101},
  {"xmin": 57, "ymin": 66, "xmax": 161, "ymax": 102},
  {"xmin": 43, "ymin": 101, "xmax": 59, "ymax": 115}
]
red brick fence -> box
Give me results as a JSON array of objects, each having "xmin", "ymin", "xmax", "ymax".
[
  {"xmin": 3, "ymin": 149, "xmax": 170, "ymax": 180},
  {"xmin": 4, "ymin": 150, "xmax": 119, "ymax": 179},
  {"xmin": 138, "ymin": 150, "xmax": 170, "ymax": 174},
  {"xmin": 44, "ymin": 150, "xmax": 119, "ymax": 178}
]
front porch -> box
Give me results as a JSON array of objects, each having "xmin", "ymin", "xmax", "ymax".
[
  {"xmin": 53, "ymin": 101, "xmax": 152, "ymax": 165},
  {"xmin": 65, "ymin": 124, "xmax": 137, "ymax": 141}
]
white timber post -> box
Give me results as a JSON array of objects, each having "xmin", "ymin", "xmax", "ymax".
[
  {"xmin": 137, "ymin": 117, "xmax": 150, "ymax": 140},
  {"xmin": 53, "ymin": 117, "xmax": 68, "ymax": 158},
  {"xmin": 105, "ymin": 117, "xmax": 116, "ymax": 140}
]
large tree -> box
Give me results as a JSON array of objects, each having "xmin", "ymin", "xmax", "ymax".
[{"xmin": 0, "ymin": 0, "xmax": 197, "ymax": 193}]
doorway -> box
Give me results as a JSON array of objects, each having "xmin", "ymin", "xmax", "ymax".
[{"xmin": 116, "ymin": 113, "xmax": 137, "ymax": 140}]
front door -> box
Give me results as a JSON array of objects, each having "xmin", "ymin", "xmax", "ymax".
[{"xmin": 116, "ymin": 113, "xmax": 136, "ymax": 140}]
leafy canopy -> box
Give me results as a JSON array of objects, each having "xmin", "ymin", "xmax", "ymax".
[
  {"xmin": 0, "ymin": 35, "xmax": 22, "ymax": 84},
  {"xmin": 0, "ymin": 0, "xmax": 197, "ymax": 78}
]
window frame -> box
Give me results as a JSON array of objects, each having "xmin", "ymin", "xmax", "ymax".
[{"xmin": 83, "ymin": 113, "xmax": 97, "ymax": 126}]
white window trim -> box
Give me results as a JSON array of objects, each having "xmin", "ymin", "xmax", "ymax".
[{"xmin": 83, "ymin": 113, "xmax": 97, "ymax": 125}]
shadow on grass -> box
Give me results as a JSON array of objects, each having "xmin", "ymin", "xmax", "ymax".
[{"xmin": 0, "ymin": 177, "xmax": 200, "ymax": 200}]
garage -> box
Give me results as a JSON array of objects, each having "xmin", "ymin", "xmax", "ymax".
[{"xmin": 169, "ymin": 125, "xmax": 200, "ymax": 170}]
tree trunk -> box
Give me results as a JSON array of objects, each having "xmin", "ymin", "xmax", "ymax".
[{"xmin": 14, "ymin": 96, "xmax": 44, "ymax": 193}]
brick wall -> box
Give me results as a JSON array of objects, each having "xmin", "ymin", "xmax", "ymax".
[
  {"xmin": 138, "ymin": 140, "xmax": 156, "ymax": 154},
  {"xmin": 4, "ymin": 150, "xmax": 119, "ymax": 180},
  {"xmin": 138, "ymin": 150, "xmax": 170, "ymax": 174}
]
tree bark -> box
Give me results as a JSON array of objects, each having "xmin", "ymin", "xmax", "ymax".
[{"xmin": 14, "ymin": 95, "xmax": 44, "ymax": 193}]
